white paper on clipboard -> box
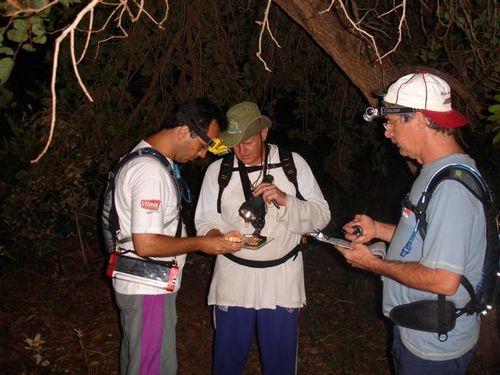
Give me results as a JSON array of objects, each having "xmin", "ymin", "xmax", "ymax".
[
  {"xmin": 306, "ymin": 231, "xmax": 386, "ymax": 259},
  {"xmin": 306, "ymin": 231, "xmax": 351, "ymax": 248}
]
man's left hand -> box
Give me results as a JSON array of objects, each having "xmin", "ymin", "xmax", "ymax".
[
  {"xmin": 253, "ymin": 181, "xmax": 287, "ymax": 207},
  {"xmin": 334, "ymin": 242, "xmax": 379, "ymax": 271}
]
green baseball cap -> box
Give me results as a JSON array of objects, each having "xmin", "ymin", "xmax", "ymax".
[{"xmin": 221, "ymin": 101, "xmax": 272, "ymax": 147}]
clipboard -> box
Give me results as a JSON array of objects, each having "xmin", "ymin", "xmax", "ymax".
[{"xmin": 306, "ymin": 230, "xmax": 386, "ymax": 259}]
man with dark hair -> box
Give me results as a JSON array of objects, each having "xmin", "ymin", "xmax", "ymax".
[
  {"xmin": 195, "ymin": 101, "xmax": 331, "ymax": 374},
  {"xmin": 337, "ymin": 72, "xmax": 486, "ymax": 374},
  {"xmin": 110, "ymin": 97, "xmax": 242, "ymax": 374}
]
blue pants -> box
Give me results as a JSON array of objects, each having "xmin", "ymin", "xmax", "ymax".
[
  {"xmin": 391, "ymin": 327, "xmax": 478, "ymax": 375},
  {"xmin": 213, "ymin": 305, "xmax": 299, "ymax": 375}
]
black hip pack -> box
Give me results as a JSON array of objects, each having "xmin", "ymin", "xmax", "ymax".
[{"xmin": 389, "ymin": 296, "xmax": 459, "ymax": 342}]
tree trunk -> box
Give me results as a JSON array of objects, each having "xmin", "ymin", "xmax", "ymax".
[
  {"xmin": 272, "ymin": 0, "xmax": 483, "ymax": 117},
  {"xmin": 272, "ymin": 0, "xmax": 399, "ymax": 105}
]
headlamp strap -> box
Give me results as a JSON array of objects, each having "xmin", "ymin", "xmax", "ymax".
[{"xmin": 176, "ymin": 111, "xmax": 213, "ymax": 144}]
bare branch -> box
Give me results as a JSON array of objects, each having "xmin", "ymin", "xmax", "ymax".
[
  {"xmin": 318, "ymin": 0, "xmax": 336, "ymax": 14},
  {"xmin": 76, "ymin": 7, "xmax": 94, "ymax": 65},
  {"xmin": 319, "ymin": 0, "xmax": 409, "ymax": 65},
  {"xmin": 32, "ymin": 0, "xmax": 102, "ymax": 165},
  {"xmin": 256, "ymin": 0, "xmax": 281, "ymax": 72},
  {"xmin": 378, "ymin": 1, "xmax": 407, "ymax": 61},
  {"xmin": 70, "ymin": 29, "xmax": 93, "ymax": 102},
  {"xmin": 31, "ymin": 0, "xmax": 170, "ymax": 163},
  {"xmin": 158, "ymin": 0, "xmax": 170, "ymax": 25}
]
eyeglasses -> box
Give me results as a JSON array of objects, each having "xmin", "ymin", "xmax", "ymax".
[
  {"xmin": 383, "ymin": 114, "xmax": 414, "ymax": 130},
  {"xmin": 383, "ymin": 118, "xmax": 402, "ymax": 130},
  {"xmin": 190, "ymin": 130, "xmax": 210, "ymax": 151}
]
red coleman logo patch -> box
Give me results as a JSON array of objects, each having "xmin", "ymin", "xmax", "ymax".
[
  {"xmin": 402, "ymin": 207, "xmax": 412, "ymax": 218},
  {"xmin": 141, "ymin": 200, "xmax": 160, "ymax": 210}
]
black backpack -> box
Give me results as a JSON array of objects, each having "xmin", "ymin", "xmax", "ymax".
[
  {"xmin": 101, "ymin": 147, "xmax": 179, "ymax": 254},
  {"xmin": 216, "ymin": 147, "xmax": 305, "ymax": 213},
  {"xmin": 404, "ymin": 163, "xmax": 499, "ymax": 316}
]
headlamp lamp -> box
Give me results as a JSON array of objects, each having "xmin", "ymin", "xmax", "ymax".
[
  {"xmin": 177, "ymin": 112, "xmax": 230, "ymax": 156},
  {"xmin": 363, "ymin": 107, "xmax": 417, "ymax": 122},
  {"xmin": 206, "ymin": 137, "xmax": 230, "ymax": 156}
]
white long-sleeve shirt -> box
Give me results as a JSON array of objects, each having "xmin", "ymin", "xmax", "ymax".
[{"xmin": 195, "ymin": 144, "xmax": 331, "ymax": 309}]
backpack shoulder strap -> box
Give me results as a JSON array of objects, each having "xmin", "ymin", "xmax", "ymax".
[
  {"xmin": 102, "ymin": 147, "xmax": 180, "ymax": 253},
  {"xmin": 217, "ymin": 153, "xmax": 235, "ymax": 213},
  {"xmin": 278, "ymin": 147, "xmax": 305, "ymax": 201},
  {"xmin": 416, "ymin": 164, "xmax": 492, "ymax": 240},
  {"xmin": 216, "ymin": 147, "xmax": 306, "ymax": 214}
]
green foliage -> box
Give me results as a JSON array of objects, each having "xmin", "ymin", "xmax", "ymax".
[
  {"xmin": 0, "ymin": 0, "xmax": 81, "ymax": 91},
  {"xmin": 0, "ymin": 57, "xmax": 14, "ymax": 84},
  {"xmin": 487, "ymin": 94, "xmax": 500, "ymax": 145}
]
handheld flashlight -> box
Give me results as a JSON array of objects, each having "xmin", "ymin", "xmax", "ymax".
[{"xmin": 262, "ymin": 175, "xmax": 279, "ymax": 209}]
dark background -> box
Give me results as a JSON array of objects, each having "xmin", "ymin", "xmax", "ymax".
[{"xmin": 0, "ymin": 1, "xmax": 498, "ymax": 373}]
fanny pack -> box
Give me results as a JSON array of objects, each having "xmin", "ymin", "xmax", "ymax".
[
  {"xmin": 389, "ymin": 295, "xmax": 462, "ymax": 341},
  {"xmin": 106, "ymin": 252, "xmax": 179, "ymax": 292}
]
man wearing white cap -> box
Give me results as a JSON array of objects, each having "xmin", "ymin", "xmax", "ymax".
[
  {"xmin": 337, "ymin": 72, "xmax": 487, "ymax": 374},
  {"xmin": 195, "ymin": 101, "xmax": 331, "ymax": 374}
]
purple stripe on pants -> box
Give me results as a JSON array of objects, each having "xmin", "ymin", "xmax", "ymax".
[{"xmin": 140, "ymin": 295, "xmax": 164, "ymax": 375}]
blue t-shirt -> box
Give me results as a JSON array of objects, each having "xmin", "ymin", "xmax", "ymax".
[{"xmin": 382, "ymin": 153, "xmax": 485, "ymax": 360}]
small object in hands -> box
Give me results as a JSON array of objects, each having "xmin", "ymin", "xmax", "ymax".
[
  {"xmin": 242, "ymin": 234, "xmax": 273, "ymax": 249},
  {"xmin": 226, "ymin": 236, "xmax": 242, "ymax": 243},
  {"xmin": 244, "ymin": 234, "xmax": 266, "ymax": 247},
  {"xmin": 352, "ymin": 225, "xmax": 363, "ymax": 237},
  {"xmin": 262, "ymin": 175, "xmax": 280, "ymax": 209}
]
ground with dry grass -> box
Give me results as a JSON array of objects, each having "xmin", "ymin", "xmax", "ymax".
[{"xmin": 0, "ymin": 243, "xmax": 490, "ymax": 374}]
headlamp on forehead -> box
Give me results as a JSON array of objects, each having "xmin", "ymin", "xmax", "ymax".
[
  {"xmin": 363, "ymin": 107, "xmax": 417, "ymax": 122},
  {"xmin": 206, "ymin": 137, "xmax": 230, "ymax": 156},
  {"xmin": 177, "ymin": 112, "xmax": 230, "ymax": 156}
]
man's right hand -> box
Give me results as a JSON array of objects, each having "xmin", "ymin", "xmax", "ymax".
[
  {"xmin": 343, "ymin": 214, "xmax": 396, "ymax": 243},
  {"xmin": 343, "ymin": 214, "xmax": 377, "ymax": 243},
  {"xmin": 201, "ymin": 230, "xmax": 243, "ymax": 255}
]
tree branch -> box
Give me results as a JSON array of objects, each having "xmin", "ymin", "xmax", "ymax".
[{"xmin": 31, "ymin": 0, "xmax": 170, "ymax": 163}]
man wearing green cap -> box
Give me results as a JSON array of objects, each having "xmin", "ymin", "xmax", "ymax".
[{"xmin": 195, "ymin": 101, "xmax": 331, "ymax": 374}]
